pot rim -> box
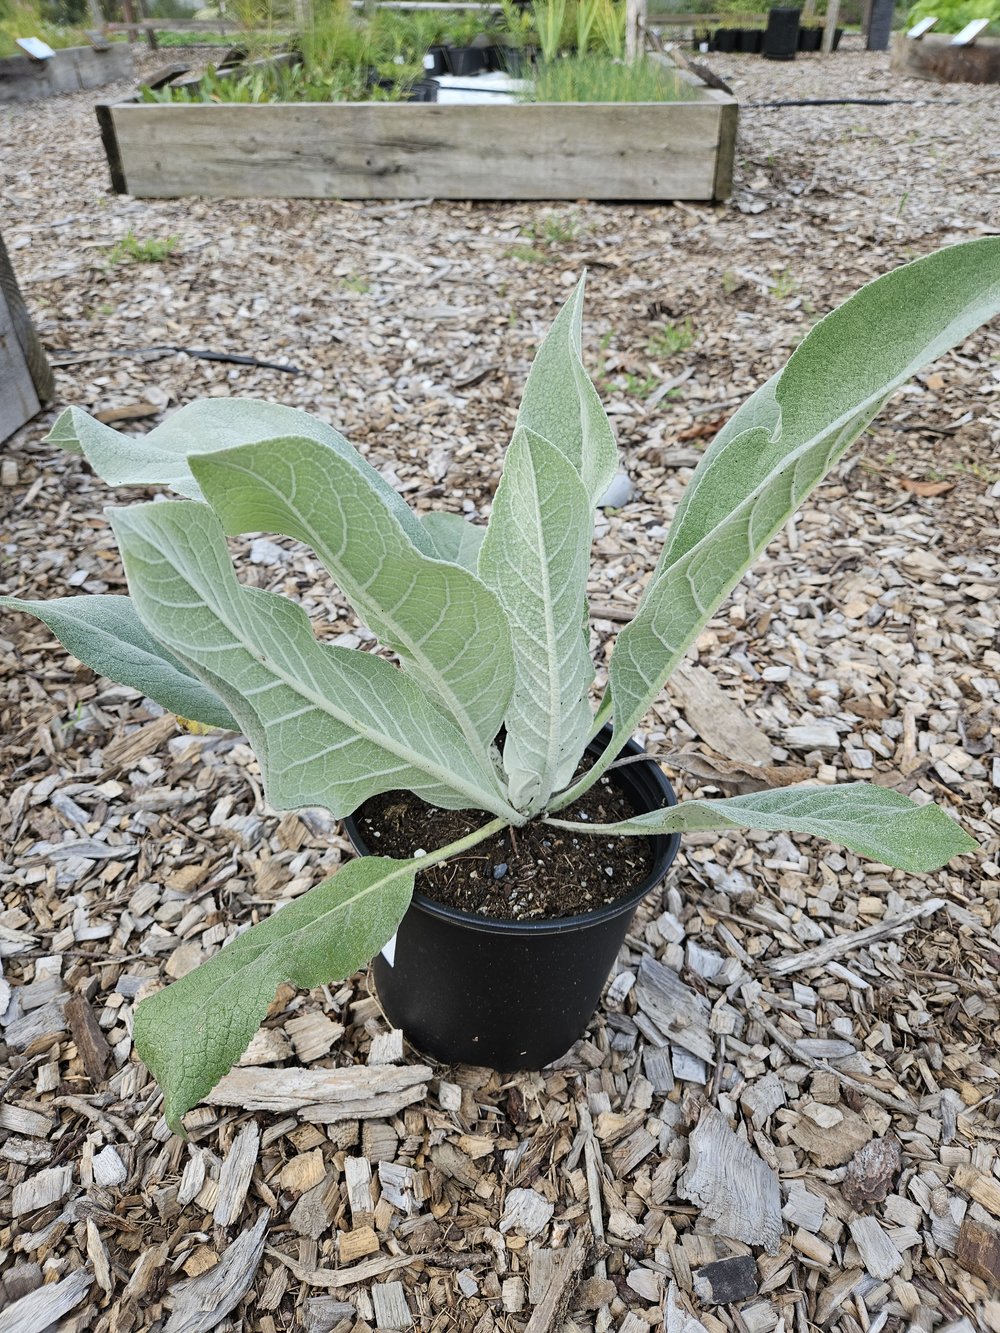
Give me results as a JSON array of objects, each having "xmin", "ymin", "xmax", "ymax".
[{"xmin": 345, "ymin": 730, "xmax": 682, "ymax": 938}]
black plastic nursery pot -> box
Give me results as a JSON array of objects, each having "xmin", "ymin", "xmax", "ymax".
[
  {"xmin": 497, "ymin": 42, "xmax": 532, "ymax": 74},
  {"xmin": 443, "ymin": 44, "xmax": 491, "ymax": 76},
  {"xmin": 344, "ymin": 731, "xmax": 681, "ymax": 1070},
  {"xmin": 407, "ymin": 77, "xmax": 439, "ymax": 102},
  {"xmin": 423, "ymin": 45, "xmax": 449, "ymax": 76},
  {"xmin": 763, "ymin": 6, "xmax": 800, "ymax": 59}
]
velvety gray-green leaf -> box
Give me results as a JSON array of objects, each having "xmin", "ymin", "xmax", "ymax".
[
  {"xmin": 656, "ymin": 238, "xmax": 1000, "ymax": 575},
  {"xmin": 0, "ymin": 594, "xmax": 236, "ymax": 730},
  {"xmin": 547, "ymin": 783, "xmax": 977, "ymax": 873},
  {"xmin": 516, "ymin": 275, "xmax": 618, "ymax": 505},
  {"xmin": 420, "ymin": 511, "xmax": 487, "ymax": 573},
  {"xmin": 586, "ymin": 238, "xmax": 1000, "ymax": 800},
  {"xmin": 134, "ymin": 854, "xmax": 417, "ymax": 1132},
  {"xmin": 48, "ymin": 400, "xmax": 432, "ymax": 552},
  {"xmin": 109, "ymin": 499, "xmax": 520, "ymax": 822},
  {"xmin": 189, "ymin": 439, "xmax": 513, "ymax": 758},
  {"xmin": 479, "ymin": 427, "xmax": 594, "ymax": 814}
]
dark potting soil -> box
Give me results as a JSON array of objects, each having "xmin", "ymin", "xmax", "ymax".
[{"xmin": 351, "ymin": 771, "xmax": 655, "ymax": 922}]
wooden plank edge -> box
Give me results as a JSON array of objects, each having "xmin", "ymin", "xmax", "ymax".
[
  {"xmin": 712, "ymin": 97, "xmax": 738, "ymax": 201},
  {"xmin": 0, "ymin": 231, "xmax": 55, "ymax": 406},
  {"xmin": 95, "ymin": 101, "xmax": 129, "ymax": 195},
  {"xmin": 107, "ymin": 99, "xmax": 734, "ymax": 202}
]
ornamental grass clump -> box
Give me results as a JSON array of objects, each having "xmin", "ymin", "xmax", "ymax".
[{"xmin": 5, "ymin": 239, "xmax": 999, "ymax": 1131}]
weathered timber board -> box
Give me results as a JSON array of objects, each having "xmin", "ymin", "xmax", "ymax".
[
  {"xmin": 0, "ymin": 231, "xmax": 53, "ymax": 445},
  {"xmin": 890, "ymin": 32, "xmax": 1000, "ymax": 85},
  {"xmin": 104, "ymin": 96, "xmax": 737, "ymax": 201},
  {"xmin": 0, "ymin": 44, "xmax": 133, "ymax": 102}
]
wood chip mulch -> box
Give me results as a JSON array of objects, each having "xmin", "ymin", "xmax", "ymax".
[{"xmin": 1, "ymin": 37, "xmax": 999, "ymax": 1333}]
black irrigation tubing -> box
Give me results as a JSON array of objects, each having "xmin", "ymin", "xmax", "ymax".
[
  {"xmin": 48, "ymin": 345, "xmax": 304, "ymax": 375},
  {"xmin": 184, "ymin": 347, "xmax": 304, "ymax": 374},
  {"xmin": 746, "ymin": 96, "xmax": 964, "ymax": 106}
]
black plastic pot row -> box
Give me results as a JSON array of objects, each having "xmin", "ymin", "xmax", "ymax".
[
  {"xmin": 423, "ymin": 41, "xmax": 532, "ymax": 78},
  {"xmin": 695, "ymin": 25, "xmax": 842, "ymax": 52},
  {"xmin": 368, "ymin": 40, "xmax": 529, "ymax": 102}
]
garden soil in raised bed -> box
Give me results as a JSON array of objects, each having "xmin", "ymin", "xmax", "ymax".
[{"xmin": 1, "ymin": 39, "xmax": 999, "ymax": 1333}]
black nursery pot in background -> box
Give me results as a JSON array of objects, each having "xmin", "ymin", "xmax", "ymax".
[
  {"xmin": 444, "ymin": 44, "xmax": 491, "ymax": 75},
  {"xmin": 344, "ymin": 731, "xmax": 682, "ymax": 1070},
  {"xmin": 407, "ymin": 78, "xmax": 439, "ymax": 102},
  {"xmin": 763, "ymin": 6, "xmax": 800, "ymax": 59}
]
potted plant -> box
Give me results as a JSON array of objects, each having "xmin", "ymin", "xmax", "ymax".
[
  {"xmin": 438, "ymin": 8, "xmax": 496, "ymax": 75},
  {"xmin": 498, "ymin": 0, "xmax": 538, "ymax": 72},
  {"xmin": 5, "ymin": 241, "xmax": 998, "ymax": 1134}
]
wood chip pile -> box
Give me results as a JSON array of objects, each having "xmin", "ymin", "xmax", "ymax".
[{"xmin": 1, "ymin": 39, "xmax": 999, "ymax": 1333}]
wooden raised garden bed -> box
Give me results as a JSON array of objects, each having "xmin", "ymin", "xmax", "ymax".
[
  {"xmin": 96, "ymin": 78, "xmax": 737, "ymax": 202},
  {"xmin": 891, "ymin": 31, "xmax": 1000, "ymax": 84},
  {"xmin": 0, "ymin": 42, "xmax": 133, "ymax": 102}
]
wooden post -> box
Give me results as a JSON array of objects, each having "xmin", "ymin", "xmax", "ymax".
[
  {"xmin": 821, "ymin": 0, "xmax": 840, "ymax": 51},
  {"xmin": 120, "ymin": 0, "xmax": 138, "ymax": 42},
  {"xmin": 801, "ymin": 0, "xmax": 816, "ymax": 15},
  {"xmin": 135, "ymin": 0, "xmax": 158, "ymax": 50},
  {"xmin": 86, "ymin": 0, "xmax": 105, "ymax": 29},
  {"xmin": 861, "ymin": 0, "xmax": 873, "ymax": 41},
  {"xmin": 625, "ymin": 0, "xmax": 646, "ymax": 60}
]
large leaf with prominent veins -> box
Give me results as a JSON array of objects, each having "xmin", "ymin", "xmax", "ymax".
[
  {"xmin": 0, "ymin": 593, "xmax": 235, "ymax": 730},
  {"xmin": 479, "ymin": 427, "xmax": 594, "ymax": 814},
  {"xmin": 109, "ymin": 500, "xmax": 517, "ymax": 821},
  {"xmin": 578, "ymin": 237, "xmax": 1000, "ymax": 802},
  {"xmin": 48, "ymin": 399, "xmax": 432, "ymax": 554},
  {"xmin": 547, "ymin": 782, "xmax": 977, "ymax": 874},
  {"xmin": 515, "ymin": 275, "xmax": 618, "ymax": 506},
  {"xmin": 419, "ymin": 511, "xmax": 486, "ymax": 573},
  {"xmin": 134, "ymin": 853, "xmax": 418, "ymax": 1133},
  {"xmin": 190, "ymin": 438, "xmax": 514, "ymax": 761}
]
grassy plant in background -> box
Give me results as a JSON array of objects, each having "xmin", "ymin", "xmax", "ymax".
[
  {"xmin": 527, "ymin": 212, "xmax": 580, "ymax": 244},
  {"xmin": 507, "ymin": 213, "xmax": 579, "ymax": 263},
  {"xmin": 0, "ymin": 0, "xmax": 87, "ymax": 55},
  {"xmin": 142, "ymin": 2, "xmax": 501, "ymax": 103},
  {"xmin": 507, "ymin": 242, "xmax": 551, "ymax": 263},
  {"xmin": 532, "ymin": 0, "xmax": 567, "ymax": 59},
  {"xmin": 105, "ymin": 229, "xmax": 179, "ymax": 264},
  {"xmin": 5, "ymin": 242, "xmax": 998, "ymax": 1130},
  {"xmin": 341, "ymin": 273, "xmax": 371, "ymax": 293},
  {"xmin": 153, "ymin": 29, "xmax": 254, "ymax": 46},
  {"xmin": 647, "ymin": 319, "xmax": 694, "ymax": 358},
  {"xmin": 770, "ymin": 268, "xmax": 798, "ymax": 300},
  {"xmin": 622, "ymin": 371, "xmax": 660, "ymax": 396},
  {"xmin": 526, "ymin": 53, "xmax": 697, "ymax": 101},
  {"xmin": 500, "ymin": 0, "xmax": 536, "ymax": 47},
  {"xmin": 574, "ymin": 0, "xmax": 603, "ymax": 51},
  {"xmin": 593, "ymin": 0, "xmax": 626, "ymax": 57}
]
